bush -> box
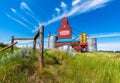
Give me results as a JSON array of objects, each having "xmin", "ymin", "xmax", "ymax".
[
  {"xmin": 0, "ymin": 42, "xmax": 8, "ymax": 47},
  {"xmin": 0, "ymin": 48, "xmax": 37, "ymax": 83}
]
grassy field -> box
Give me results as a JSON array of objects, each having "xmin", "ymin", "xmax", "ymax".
[{"xmin": 0, "ymin": 48, "xmax": 120, "ymax": 83}]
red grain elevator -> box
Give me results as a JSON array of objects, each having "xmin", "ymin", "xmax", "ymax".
[
  {"xmin": 54, "ymin": 17, "xmax": 88, "ymax": 52},
  {"xmin": 58, "ymin": 17, "xmax": 72, "ymax": 39}
]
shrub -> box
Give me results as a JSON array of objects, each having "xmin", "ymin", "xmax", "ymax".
[{"xmin": 0, "ymin": 48, "xmax": 37, "ymax": 83}]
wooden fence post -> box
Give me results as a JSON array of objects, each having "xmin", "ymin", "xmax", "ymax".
[
  {"xmin": 0, "ymin": 42, "xmax": 18, "ymax": 52},
  {"xmin": 38, "ymin": 25, "xmax": 44, "ymax": 69},
  {"xmin": 33, "ymin": 39, "xmax": 36, "ymax": 54},
  {"xmin": 11, "ymin": 36, "xmax": 14, "ymax": 52}
]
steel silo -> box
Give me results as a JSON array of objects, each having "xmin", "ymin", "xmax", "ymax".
[
  {"xmin": 87, "ymin": 38, "xmax": 97, "ymax": 51},
  {"xmin": 48, "ymin": 34, "xmax": 57, "ymax": 49}
]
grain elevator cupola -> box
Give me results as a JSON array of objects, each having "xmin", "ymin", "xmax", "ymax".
[{"xmin": 58, "ymin": 17, "xmax": 72, "ymax": 39}]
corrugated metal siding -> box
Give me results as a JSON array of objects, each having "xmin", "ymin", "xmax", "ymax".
[
  {"xmin": 48, "ymin": 34, "xmax": 57, "ymax": 49},
  {"xmin": 87, "ymin": 38, "xmax": 97, "ymax": 51}
]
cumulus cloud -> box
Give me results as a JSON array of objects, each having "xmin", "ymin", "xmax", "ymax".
[{"xmin": 72, "ymin": 0, "xmax": 81, "ymax": 6}]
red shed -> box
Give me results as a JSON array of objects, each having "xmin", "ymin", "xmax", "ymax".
[{"xmin": 58, "ymin": 17, "xmax": 72, "ymax": 39}]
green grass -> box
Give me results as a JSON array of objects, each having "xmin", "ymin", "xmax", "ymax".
[
  {"xmin": 0, "ymin": 47, "xmax": 19, "ymax": 59},
  {"xmin": 60, "ymin": 53, "xmax": 120, "ymax": 83},
  {"xmin": 0, "ymin": 48, "xmax": 120, "ymax": 83}
]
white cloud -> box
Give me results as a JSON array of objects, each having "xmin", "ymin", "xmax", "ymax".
[
  {"xmin": 11, "ymin": 8, "xmax": 17, "ymax": 13},
  {"xmin": 61, "ymin": 2, "xmax": 67, "ymax": 9},
  {"xmin": 55, "ymin": 7, "xmax": 60, "ymax": 15},
  {"xmin": 20, "ymin": 2, "xmax": 42, "ymax": 33},
  {"xmin": 43, "ymin": 2, "xmax": 66, "ymax": 26},
  {"xmin": 16, "ymin": 42, "xmax": 33, "ymax": 48},
  {"xmin": 25, "ymin": 11, "xmax": 40, "ymax": 23},
  {"xmin": 65, "ymin": 0, "xmax": 111, "ymax": 17},
  {"xmin": 4, "ymin": 40, "xmax": 34, "ymax": 48},
  {"xmin": 89, "ymin": 32, "xmax": 120, "ymax": 38},
  {"xmin": 44, "ymin": 38, "xmax": 48, "ymax": 48},
  {"xmin": 98, "ymin": 42, "xmax": 120, "ymax": 51},
  {"xmin": 44, "ymin": 0, "xmax": 111, "ymax": 28},
  {"xmin": 10, "ymin": 8, "xmax": 36, "ymax": 27},
  {"xmin": 72, "ymin": 0, "xmax": 81, "ymax": 6},
  {"xmin": 41, "ymin": 15, "xmax": 64, "ymax": 26},
  {"xmin": 3, "ymin": 38, "xmax": 48, "ymax": 48},
  {"xmin": 32, "ymin": 26, "xmax": 39, "ymax": 33},
  {"xmin": 52, "ymin": 14, "xmax": 55, "ymax": 18},
  {"xmin": 20, "ymin": 2, "xmax": 32, "ymax": 13},
  {"xmin": 16, "ymin": 38, "xmax": 48, "ymax": 48},
  {"xmin": 16, "ymin": 40, "xmax": 34, "ymax": 48},
  {"xmin": 3, "ymin": 41, "xmax": 11, "ymax": 44},
  {"xmin": 89, "ymin": 32, "xmax": 120, "ymax": 51},
  {"xmin": 36, "ymin": 0, "xmax": 111, "ymax": 28},
  {"xmin": 3, "ymin": 37, "xmax": 120, "ymax": 51},
  {"xmin": 6, "ymin": 14, "xmax": 28, "ymax": 28},
  {"xmin": 20, "ymin": 2, "xmax": 40, "ymax": 23}
]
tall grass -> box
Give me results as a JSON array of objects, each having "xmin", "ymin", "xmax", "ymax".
[
  {"xmin": 59, "ymin": 53, "xmax": 120, "ymax": 83},
  {"xmin": 0, "ymin": 47, "xmax": 19, "ymax": 58},
  {"xmin": 0, "ymin": 48, "xmax": 120, "ymax": 83},
  {"xmin": 43, "ymin": 50, "xmax": 120, "ymax": 83},
  {"xmin": 0, "ymin": 48, "xmax": 37, "ymax": 82}
]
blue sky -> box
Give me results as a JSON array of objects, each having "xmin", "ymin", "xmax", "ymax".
[{"xmin": 0, "ymin": 0, "xmax": 120, "ymax": 51}]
